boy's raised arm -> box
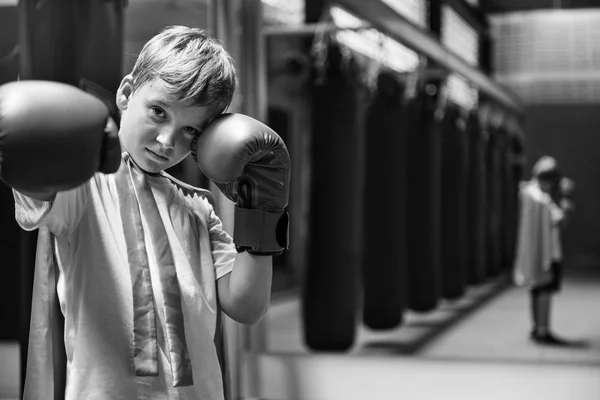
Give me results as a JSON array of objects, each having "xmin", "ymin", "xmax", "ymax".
[{"xmin": 193, "ymin": 113, "xmax": 291, "ymax": 324}]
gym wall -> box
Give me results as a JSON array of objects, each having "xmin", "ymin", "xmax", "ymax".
[{"xmin": 491, "ymin": 9, "xmax": 600, "ymax": 268}]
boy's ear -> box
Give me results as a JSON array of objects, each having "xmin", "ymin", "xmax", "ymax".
[{"xmin": 116, "ymin": 74, "xmax": 134, "ymax": 111}]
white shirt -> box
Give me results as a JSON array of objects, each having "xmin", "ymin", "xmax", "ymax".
[
  {"xmin": 513, "ymin": 181, "xmax": 560, "ymax": 288},
  {"xmin": 548, "ymin": 200, "xmax": 564, "ymax": 262},
  {"xmin": 14, "ymin": 166, "xmax": 235, "ymax": 400}
]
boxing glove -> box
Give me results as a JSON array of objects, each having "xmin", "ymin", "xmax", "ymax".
[
  {"xmin": 560, "ymin": 177, "xmax": 575, "ymax": 198},
  {"xmin": 191, "ymin": 113, "xmax": 290, "ymax": 256},
  {"xmin": 0, "ymin": 80, "xmax": 121, "ymax": 196},
  {"xmin": 558, "ymin": 177, "xmax": 575, "ymax": 213}
]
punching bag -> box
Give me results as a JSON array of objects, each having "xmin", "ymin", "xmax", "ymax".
[
  {"xmin": 303, "ymin": 44, "xmax": 364, "ymax": 351},
  {"xmin": 0, "ymin": 4, "xmax": 18, "ymax": 84},
  {"xmin": 466, "ymin": 110, "xmax": 487, "ymax": 285},
  {"xmin": 361, "ymin": 70, "xmax": 407, "ymax": 330},
  {"xmin": 18, "ymin": 0, "xmax": 125, "ymax": 395},
  {"xmin": 497, "ymin": 127, "xmax": 511, "ymax": 272},
  {"xmin": 485, "ymin": 109, "xmax": 503, "ymax": 277},
  {"xmin": 20, "ymin": 0, "xmax": 125, "ymax": 91},
  {"xmin": 406, "ymin": 78, "xmax": 444, "ymax": 312},
  {"xmin": 0, "ymin": 2, "xmax": 20, "ymax": 342},
  {"xmin": 506, "ymin": 125, "xmax": 525, "ymax": 268},
  {"xmin": 440, "ymin": 105, "xmax": 469, "ymax": 300}
]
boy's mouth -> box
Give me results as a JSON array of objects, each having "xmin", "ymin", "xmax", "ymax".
[{"xmin": 146, "ymin": 148, "xmax": 169, "ymax": 162}]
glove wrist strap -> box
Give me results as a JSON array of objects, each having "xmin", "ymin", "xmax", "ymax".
[{"xmin": 233, "ymin": 206, "xmax": 289, "ymax": 256}]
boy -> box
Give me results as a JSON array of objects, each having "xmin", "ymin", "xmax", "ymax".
[
  {"xmin": 4, "ymin": 26, "xmax": 290, "ymax": 399},
  {"xmin": 513, "ymin": 156, "xmax": 571, "ymax": 345}
]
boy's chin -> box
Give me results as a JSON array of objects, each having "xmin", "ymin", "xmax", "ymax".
[
  {"xmin": 140, "ymin": 158, "xmax": 168, "ymax": 174},
  {"xmin": 128, "ymin": 151, "xmax": 167, "ymax": 174}
]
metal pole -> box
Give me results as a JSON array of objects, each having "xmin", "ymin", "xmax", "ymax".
[
  {"xmin": 240, "ymin": 0, "xmax": 267, "ymax": 122},
  {"xmin": 204, "ymin": 0, "xmax": 239, "ymax": 235},
  {"xmin": 206, "ymin": 0, "xmax": 269, "ymax": 397},
  {"xmin": 263, "ymin": 22, "xmax": 371, "ymax": 36},
  {"xmin": 205, "ymin": 2, "xmax": 246, "ymax": 399},
  {"xmin": 238, "ymin": 0, "xmax": 270, "ymax": 353}
]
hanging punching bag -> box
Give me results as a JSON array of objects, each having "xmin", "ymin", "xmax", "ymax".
[
  {"xmin": 485, "ymin": 108, "xmax": 504, "ymax": 278},
  {"xmin": 406, "ymin": 77, "xmax": 444, "ymax": 312},
  {"xmin": 0, "ymin": 2, "xmax": 20, "ymax": 342},
  {"xmin": 507, "ymin": 127, "xmax": 526, "ymax": 266},
  {"xmin": 77, "ymin": 0, "xmax": 125, "ymax": 94},
  {"xmin": 0, "ymin": 4, "xmax": 18, "ymax": 84},
  {"xmin": 303, "ymin": 43, "xmax": 364, "ymax": 351},
  {"xmin": 466, "ymin": 109, "xmax": 487, "ymax": 285},
  {"xmin": 497, "ymin": 126, "xmax": 511, "ymax": 272},
  {"xmin": 361, "ymin": 70, "xmax": 407, "ymax": 330},
  {"xmin": 440, "ymin": 104, "xmax": 469, "ymax": 300}
]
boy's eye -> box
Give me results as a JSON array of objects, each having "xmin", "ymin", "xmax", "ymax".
[
  {"xmin": 151, "ymin": 106, "xmax": 166, "ymax": 118},
  {"xmin": 183, "ymin": 126, "xmax": 200, "ymax": 136}
]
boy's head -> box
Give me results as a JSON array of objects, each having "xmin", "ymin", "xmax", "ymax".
[
  {"xmin": 532, "ymin": 155, "xmax": 562, "ymax": 194},
  {"xmin": 116, "ymin": 26, "xmax": 237, "ymax": 173}
]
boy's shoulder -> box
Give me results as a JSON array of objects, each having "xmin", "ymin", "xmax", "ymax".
[
  {"xmin": 158, "ymin": 171, "xmax": 217, "ymax": 211},
  {"xmin": 521, "ymin": 180, "xmax": 551, "ymax": 205}
]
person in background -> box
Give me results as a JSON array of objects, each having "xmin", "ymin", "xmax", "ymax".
[{"xmin": 513, "ymin": 156, "xmax": 574, "ymax": 345}]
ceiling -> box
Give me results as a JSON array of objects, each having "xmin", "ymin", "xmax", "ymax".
[{"xmin": 481, "ymin": 0, "xmax": 600, "ymax": 13}]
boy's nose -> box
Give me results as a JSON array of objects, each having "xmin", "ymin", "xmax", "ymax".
[{"xmin": 156, "ymin": 126, "xmax": 176, "ymax": 149}]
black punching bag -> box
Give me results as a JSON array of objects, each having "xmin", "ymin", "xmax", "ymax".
[
  {"xmin": 440, "ymin": 105, "xmax": 469, "ymax": 300},
  {"xmin": 406, "ymin": 79, "xmax": 444, "ymax": 312},
  {"xmin": 466, "ymin": 110, "xmax": 487, "ymax": 285},
  {"xmin": 361, "ymin": 70, "xmax": 407, "ymax": 330},
  {"xmin": 497, "ymin": 127, "xmax": 511, "ymax": 272},
  {"xmin": 20, "ymin": 0, "xmax": 125, "ymax": 92},
  {"xmin": 0, "ymin": 4, "xmax": 19, "ymax": 84},
  {"xmin": 485, "ymin": 110, "xmax": 502, "ymax": 277},
  {"xmin": 0, "ymin": 1, "xmax": 20, "ymax": 343},
  {"xmin": 303, "ymin": 44, "xmax": 364, "ymax": 351},
  {"xmin": 507, "ymin": 129, "xmax": 525, "ymax": 266},
  {"xmin": 482, "ymin": 112, "xmax": 498, "ymax": 278}
]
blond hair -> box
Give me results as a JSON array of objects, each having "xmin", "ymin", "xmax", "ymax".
[{"xmin": 131, "ymin": 26, "xmax": 237, "ymax": 116}]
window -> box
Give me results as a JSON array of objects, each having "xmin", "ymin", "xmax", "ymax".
[
  {"xmin": 380, "ymin": 0, "xmax": 427, "ymax": 28},
  {"xmin": 262, "ymin": 0, "xmax": 304, "ymax": 26},
  {"xmin": 441, "ymin": 5, "xmax": 479, "ymax": 108},
  {"xmin": 330, "ymin": 6, "xmax": 420, "ymax": 73}
]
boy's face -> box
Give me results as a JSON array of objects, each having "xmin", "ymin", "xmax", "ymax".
[
  {"xmin": 116, "ymin": 75, "xmax": 212, "ymax": 173},
  {"xmin": 538, "ymin": 177, "xmax": 561, "ymax": 195}
]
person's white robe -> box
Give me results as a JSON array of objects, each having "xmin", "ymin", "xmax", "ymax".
[{"xmin": 513, "ymin": 181, "xmax": 558, "ymax": 288}]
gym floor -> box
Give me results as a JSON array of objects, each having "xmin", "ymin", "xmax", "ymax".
[
  {"xmin": 254, "ymin": 266, "xmax": 600, "ymax": 399},
  {"xmin": 2, "ymin": 267, "xmax": 599, "ymax": 400}
]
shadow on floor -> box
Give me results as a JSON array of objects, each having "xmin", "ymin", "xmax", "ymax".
[{"xmin": 360, "ymin": 274, "xmax": 513, "ymax": 355}]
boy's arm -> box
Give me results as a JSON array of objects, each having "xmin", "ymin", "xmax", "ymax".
[
  {"xmin": 548, "ymin": 199, "xmax": 567, "ymax": 228},
  {"xmin": 193, "ymin": 114, "xmax": 291, "ymax": 324},
  {"xmin": 16, "ymin": 188, "xmax": 57, "ymax": 202},
  {"xmin": 13, "ymin": 185, "xmax": 88, "ymax": 235},
  {"xmin": 217, "ymin": 253, "xmax": 272, "ymax": 325},
  {"xmin": 204, "ymin": 200, "xmax": 273, "ymax": 325}
]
